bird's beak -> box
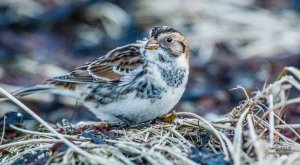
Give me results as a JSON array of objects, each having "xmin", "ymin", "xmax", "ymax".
[{"xmin": 145, "ymin": 37, "xmax": 159, "ymax": 50}]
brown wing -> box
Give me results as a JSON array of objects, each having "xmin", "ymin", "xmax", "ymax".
[
  {"xmin": 88, "ymin": 44, "xmax": 142, "ymax": 81},
  {"xmin": 48, "ymin": 44, "xmax": 143, "ymax": 90}
]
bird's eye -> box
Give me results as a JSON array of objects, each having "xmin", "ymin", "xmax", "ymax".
[{"xmin": 166, "ymin": 37, "xmax": 173, "ymax": 43}]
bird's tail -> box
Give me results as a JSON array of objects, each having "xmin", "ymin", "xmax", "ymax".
[{"xmin": 0, "ymin": 85, "xmax": 54, "ymax": 101}]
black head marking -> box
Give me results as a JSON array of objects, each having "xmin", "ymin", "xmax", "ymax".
[
  {"xmin": 179, "ymin": 41, "xmax": 186, "ymax": 53},
  {"xmin": 149, "ymin": 26, "xmax": 181, "ymax": 39}
]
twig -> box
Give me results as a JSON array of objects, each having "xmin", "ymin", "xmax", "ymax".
[
  {"xmin": 176, "ymin": 111, "xmax": 230, "ymax": 161},
  {"xmin": 4, "ymin": 144, "xmax": 54, "ymax": 165},
  {"xmin": 275, "ymin": 124, "xmax": 300, "ymax": 129},
  {"xmin": 273, "ymin": 114, "xmax": 300, "ymax": 139},
  {"xmin": 268, "ymin": 95, "xmax": 275, "ymax": 147},
  {"xmin": 154, "ymin": 146, "xmax": 198, "ymax": 165},
  {"xmin": 9, "ymin": 124, "xmax": 90, "ymax": 141},
  {"xmin": 0, "ymin": 115, "xmax": 6, "ymax": 145},
  {"xmin": 0, "ymin": 86, "xmax": 108, "ymax": 164},
  {"xmin": 259, "ymin": 97, "xmax": 300, "ymax": 121},
  {"xmin": 233, "ymin": 107, "xmax": 249, "ymax": 165},
  {"xmin": 0, "ymin": 139, "xmax": 62, "ymax": 149},
  {"xmin": 247, "ymin": 115, "xmax": 264, "ymax": 162},
  {"xmin": 230, "ymin": 85, "xmax": 250, "ymax": 100}
]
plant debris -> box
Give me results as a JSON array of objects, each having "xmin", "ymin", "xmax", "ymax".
[{"xmin": 0, "ymin": 67, "xmax": 300, "ymax": 165}]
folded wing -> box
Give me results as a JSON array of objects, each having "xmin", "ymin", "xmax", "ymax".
[{"xmin": 48, "ymin": 44, "xmax": 144, "ymax": 90}]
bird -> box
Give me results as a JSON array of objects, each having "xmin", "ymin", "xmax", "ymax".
[{"xmin": 8, "ymin": 26, "xmax": 190, "ymax": 124}]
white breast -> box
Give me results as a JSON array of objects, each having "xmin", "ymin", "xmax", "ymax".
[{"xmin": 83, "ymin": 66, "xmax": 188, "ymax": 123}]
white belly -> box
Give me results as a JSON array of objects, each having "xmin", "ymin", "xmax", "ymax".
[
  {"xmin": 82, "ymin": 60, "xmax": 188, "ymax": 123},
  {"xmin": 83, "ymin": 85, "xmax": 185, "ymax": 123}
]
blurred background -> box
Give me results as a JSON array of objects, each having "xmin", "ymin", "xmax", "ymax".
[{"xmin": 0, "ymin": 0, "xmax": 300, "ymax": 124}]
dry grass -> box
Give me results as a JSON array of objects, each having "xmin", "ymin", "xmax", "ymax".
[{"xmin": 1, "ymin": 67, "xmax": 300, "ymax": 165}]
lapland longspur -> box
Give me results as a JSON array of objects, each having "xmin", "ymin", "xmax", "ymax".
[{"xmin": 11, "ymin": 26, "xmax": 190, "ymax": 124}]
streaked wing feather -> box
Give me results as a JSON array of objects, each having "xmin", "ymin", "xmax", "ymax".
[
  {"xmin": 88, "ymin": 44, "xmax": 142, "ymax": 81},
  {"xmin": 48, "ymin": 43, "xmax": 144, "ymax": 89}
]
